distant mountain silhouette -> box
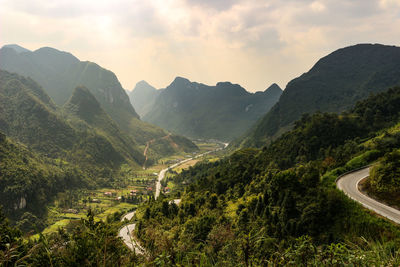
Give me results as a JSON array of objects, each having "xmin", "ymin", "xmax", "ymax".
[
  {"xmin": 129, "ymin": 80, "xmax": 162, "ymax": 118},
  {"xmin": 141, "ymin": 77, "xmax": 282, "ymax": 141}
]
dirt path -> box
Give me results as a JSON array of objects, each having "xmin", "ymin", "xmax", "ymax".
[{"xmin": 142, "ymin": 134, "xmax": 174, "ymax": 169}]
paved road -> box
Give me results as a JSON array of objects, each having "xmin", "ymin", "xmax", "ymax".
[
  {"xmin": 337, "ymin": 167, "xmax": 400, "ymax": 224},
  {"xmin": 118, "ymin": 221, "xmax": 144, "ymax": 254},
  {"xmin": 121, "ymin": 210, "xmax": 135, "ymax": 222},
  {"xmin": 119, "ymin": 142, "xmax": 228, "ymax": 253},
  {"xmin": 154, "ymin": 143, "xmax": 227, "ymax": 200}
]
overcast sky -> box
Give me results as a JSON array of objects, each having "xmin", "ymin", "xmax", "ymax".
[{"xmin": 1, "ymin": 0, "xmax": 400, "ymax": 92}]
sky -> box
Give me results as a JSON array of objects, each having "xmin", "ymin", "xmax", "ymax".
[{"xmin": 1, "ymin": 0, "xmax": 400, "ymax": 92}]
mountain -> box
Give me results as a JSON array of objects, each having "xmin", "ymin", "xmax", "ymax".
[
  {"xmin": 0, "ymin": 131, "xmax": 89, "ymax": 222},
  {"xmin": 0, "ymin": 70, "xmax": 77, "ymax": 156},
  {"xmin": 0, "ymin": 45, "xmax": 139, "ymax": 127},
  {"xmin": 2, "ymin": 44, "xmax": 31, "ymax": 54},
  {"xmin": 0, "ymin": 44, "xmax": 197, "ymax": 155},
  {"xmin": 0, "ymin": 70, "xmax": 144, "ymax": 168},
  {"xmin": 128, "ymin": 80, "xmax": 162, "ymax": 118},
  {"xmin": 237, "ymin": 43, "xmax": 400, "ymax": 148},
  {"xmin": 64, "ymin": 86, "xmax": 144, "ymax": 165},
  {"xmin": 142, "ymin": 77, "xmax": 282, "ymax": 141}
]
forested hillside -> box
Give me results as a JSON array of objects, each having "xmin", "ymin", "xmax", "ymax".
[
  {"xmin": 133, "ymin": 86, "xmax": 400, "ymax": 265},
  {"xmin": 236, "ymin": 44, "xmax": 400, "ymax": 148},
  {"xmin": 142, "ymin": 77, "xmax": 282, "ymax": 141},
  {"xmin": 0, "ymin": 45, "xmax": 197, "ymax": 154},
  {"xmin": 0, "ymin": 70, "xmax": 144, "ymax": 168},
  {"xmin": 0, "ymin": 70, "xmax": 198, "ymax": 227},
  {"xmin": 0, "ymin": 131, "xmax": 91, "ymax": 229},
  {"xmin": 64, "ymin": 86, "xmax": 145, "ymax": 165}
]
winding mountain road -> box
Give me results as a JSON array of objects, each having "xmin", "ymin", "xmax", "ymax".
[
  {"xmin": 118, "ymin": 211, "xmax": 145, "ymax": 255},
  {"xmin": 336, "ymin": 167, "xmax": 400, "ymax": 224},
  {"xmin": 119, "ymin": 142, "xmax": 228, "ymax": 252}
]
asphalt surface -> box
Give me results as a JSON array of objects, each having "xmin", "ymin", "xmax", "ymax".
[
  {"xmin": 121, "ymin": 211, "xmax": 135, "ymax": 222},
  {"xmin": 118, "ymin": 220, "xmax": 144, "ymax": 255},
  {"xmin": 337, "ymin": 167, "xmax": 400, "ymax": 224},
  {"xmin": 154, "ymin": 143, "xmax": 227, "ymax": 200},
  {"xmin": 119, "ymin": 142, "xmax": 229, "ymax": 253}
]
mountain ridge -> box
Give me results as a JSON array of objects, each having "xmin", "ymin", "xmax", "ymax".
[
  {"xmin": 0, "ymin": 44, "xmax": 198, "ymax": 157},
  {"xmin": 139, "ymin": 77, "xmax": 282, "ymax": 141},
  {"xmin": 235, "ymin": 43, "xmax": 400, "ymax": 148}
]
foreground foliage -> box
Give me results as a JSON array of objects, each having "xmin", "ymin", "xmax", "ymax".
[{"xmin": 134, "ymin": 87, "xmax": 400, "ymax": 265}]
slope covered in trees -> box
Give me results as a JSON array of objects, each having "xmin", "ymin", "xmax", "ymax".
[
  {"xmin": 142, "ymin": 77, "xmax": 282, "ymax": 141},
  {"xmin": 133, "ymin": 86, "xmax": 400, "ymax": 265},
  {"xmin": 0, "ymin": 45, "xmax": 196, "ymax": 154},
  {"xmin": 0, "ymin": 70, "xmax": 144, "ymax": 168},
  {"xmin": 64, "ymin": 86, "xmax": 145, "ymax": 165},
  {"xmin": 236, "ymin": 43, "xmax": 400, "ymax": 148},
  {"xmin": 0, "ymin": 131, "xmax": 91, "ymax": 227},
  {"xmin": 2, "ymin": 86, "xmax": 400, "ymax": 266}
]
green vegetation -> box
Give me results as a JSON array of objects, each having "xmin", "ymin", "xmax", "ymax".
[
  {"xmin": 0, "ymin": 69, "xmax": 198, "ymax": 232},
  {"xmin": 142, "ymin": 77, "xmax": 282, "ymax": 141},
  {"xmin": 0, "ymin": 207, "xmax": 139, "ymax": 266},
  {"xmin": 3, "ymin": 44, "xmax": 400, "ymax": 265},
  {"xmin": 64, "ymin": 86, "xmax": 145, "ymax": 166},
  {"xmin": 132, "ymin": 86, "xmax": 400, "ymax": 265},
  {"xmin": 0, "ymin": 45, "xmax": 198, "ymax": 160},
  {"xmin": 236, "ymin": 43, "xmax": 400, "ymax": 148},
  {"xmin": 0, "ymin": 131, "xmax": 91, "ymax": 230},
  {"xmin": 0, "ymin": 138, "xmax": 221, "ymax": 266},
  {"xmin": 369, "ymin": 151, "xmax": 400, "ymax": 194},
  {"xmin": 360, "ymin": 150, "xmax": 400, "ymax": 208}
]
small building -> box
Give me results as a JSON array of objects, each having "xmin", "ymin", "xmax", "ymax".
[
  {"xmin": 91, "ymin": 199, "xmax": 101, "ymax": 203},
  {"xmin": 65, "ymin": 208, "xmax": 78, "ymax": 214},
  {"xmin": 104, "ymin": 191, "xmax": 113, "ymax": 197}
]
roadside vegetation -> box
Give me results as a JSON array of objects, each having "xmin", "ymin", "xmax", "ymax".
[{"xmin": 132, "ymin": 87, "xmax": 400, "ymax": 265}]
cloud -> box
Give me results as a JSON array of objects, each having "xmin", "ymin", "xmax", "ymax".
[
  {"xmin": 1, "ymin": 0, "xmax": 400, "ymax": 92},
  {"xmin": 380, "ymin": 0, "xmax": 400, "ymax": 8},
  {"xmin": 184, "ymin": 0, "xmax": 240, "ymax": 11}
]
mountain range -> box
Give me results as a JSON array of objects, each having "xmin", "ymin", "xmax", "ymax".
[
  {"xmin": 129, "ymin": 77, "xmax": 282, "ymax": 141},
  {"xmin": 0, "ymin": 70, "xmax": 143, "ymax": 168},
  {"xmin": 0, "ymin": 44, "xmax": 198, "ymax": 159}
]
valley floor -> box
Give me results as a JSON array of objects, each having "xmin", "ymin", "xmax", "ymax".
[{"xmin": 31, "ymin": 141, "xmax": 224, "ymax": 240}]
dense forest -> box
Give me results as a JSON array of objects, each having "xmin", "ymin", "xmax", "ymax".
[
  {"xmin": 133, "ymin": 87, "xmax": 400, "ymax": 265},
  {"xmin": 0, "ymin": 131, "xmax": 92, "ymax": 230},
  {"xmin": 2, "ymin": 87, "xmax": 400, "ymax": 265}
]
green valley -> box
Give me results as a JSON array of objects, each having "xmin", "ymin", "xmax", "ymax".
[{"xmin": 2, "ymin": 40, "xmax": 400, "ymax": 266}]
